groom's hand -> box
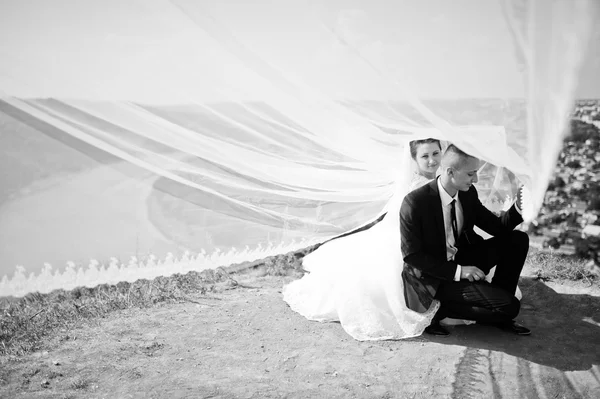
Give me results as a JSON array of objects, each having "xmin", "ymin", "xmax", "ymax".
[{"xmin": 460, "ymin": 266, "xmax": 486, "ymax": 282}]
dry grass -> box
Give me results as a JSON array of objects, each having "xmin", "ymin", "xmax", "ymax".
[
  {"xmin": 0, "ymin": 249, "xmax": 310, "ymax": 358},
  {"xmin": 262, "ymin": 252, "xmax": 305, "ymax": 276},
  {"xmin": 68, "ymin": 376, "xmax": 91, "ymax": 390},
  {"xmin": 526, "ymin": 250, "xmax": 598, "ymax": 286},
  {"xmin": 1, "ymin": 244, "xmax": 597, "ymax": 359}
]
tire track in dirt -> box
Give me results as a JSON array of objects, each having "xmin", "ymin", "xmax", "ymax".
[{"xmin": 452, "ymin": 347, "xmax": 492, "ymax": 398}]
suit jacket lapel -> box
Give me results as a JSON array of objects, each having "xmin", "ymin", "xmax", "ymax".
[
  {"xmin": 428, "ymin": 179, "xmax": 446, "ymax": 255},
  {"xmin": 458, "ymin": 189, "xmax": 472, "ymax": 230}
]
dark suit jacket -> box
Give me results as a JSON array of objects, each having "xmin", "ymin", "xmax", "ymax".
[{"xmin": 399, "ymin": 178, "xmax": 523, "ymax": 313}]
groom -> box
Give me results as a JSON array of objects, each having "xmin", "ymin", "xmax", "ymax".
[{"xmin": 399, "ymin": 144, "xmax": 531, "ymax": 336}]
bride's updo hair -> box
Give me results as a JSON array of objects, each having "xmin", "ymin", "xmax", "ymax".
[{"xmin": 409, "ymin": 138, "xmax": 441, "ymax": 159}]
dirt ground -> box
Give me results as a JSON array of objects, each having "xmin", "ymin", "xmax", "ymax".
[{"xmin": 1, "ymin": 272, "xmax": 599, "ymax": 399}]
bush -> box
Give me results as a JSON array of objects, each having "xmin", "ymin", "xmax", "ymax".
[
  {"xmin": 588, "ymin": 198, "xmax": 600, "ymax": 211},
  {"xmin": 565, "ymin": 119, "xmax": 600, "ymax": 142},
  {"xmin": 547, "ymin": 176, "xmax": 566, "ymax": 190}
]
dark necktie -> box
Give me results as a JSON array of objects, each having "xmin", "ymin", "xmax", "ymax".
[{"xmin": 450, "ymin": 199, "xmax": 459, "ymax": 244}]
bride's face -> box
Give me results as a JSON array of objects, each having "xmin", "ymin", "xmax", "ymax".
[{"xmin": 415, "ymin": 143, "xmax": 441, "ymax": 178}]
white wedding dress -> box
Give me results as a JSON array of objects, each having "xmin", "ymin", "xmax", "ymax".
[
  {"xmin": 282, "ymin": 159, "xmax": 524, "ymax": 340},
  {"xmin": 283, "ymin": 172, "xmax": 440, "ymax": 341}
]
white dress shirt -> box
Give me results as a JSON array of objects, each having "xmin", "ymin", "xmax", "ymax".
[
  {"xmin": 436, "ymin": 179, "xmax": 524, "ymax": 282},
  {"xmin": 437, "ymin": 178, "xmax": 463, "ymax": 281}
]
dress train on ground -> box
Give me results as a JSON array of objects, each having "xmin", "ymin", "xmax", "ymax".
[{"xmin": 283, "ymin": 175, "xmax": 440, "ymax": 340}]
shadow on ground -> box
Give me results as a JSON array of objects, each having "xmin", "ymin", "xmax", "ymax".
[
  {"xmin": 426, "ymin": 277, "xmax": 600, "ymax": 371},
  {"xmin": 422, "ymin": 277, "xmax": 600, "ymax": 398},
  {"xmin": 2, "ymin": 275, "xmax": 599, "ymax": 399}
]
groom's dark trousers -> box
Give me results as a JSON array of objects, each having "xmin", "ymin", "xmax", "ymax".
[
  {"xmin": 400, "ymin": 178, "xmax": 529, "ymax": 324},
  {"xmin": 435, "ymin": 231, "xmax": 529, "ymax": 322}
]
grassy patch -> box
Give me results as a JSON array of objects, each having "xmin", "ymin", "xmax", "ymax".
[
  {"xmin": 262, "ymin": 252, "xmax": 305, "ymax": 277},
  {"xmin": 1, "ymin": 243, "xmax": 597, "ymax": 359},
  {"xmin": 69, "ymin": 376, "xmax": 91, "ymax": 390},
  {"xmin": 526, "ymin": 251, "xmax": 598, "ymax": 285},
  {"xmin": 0, "ymin": 267, "xmax": 232, "ymax": 356},
  {"xmin": 0, "ymin": 250, "xmax": 310, "ymax": 358}
]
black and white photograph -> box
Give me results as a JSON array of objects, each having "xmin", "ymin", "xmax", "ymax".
[{"xmin": 1, "ymin": 0, "xmax": 599, "ymax": 397}]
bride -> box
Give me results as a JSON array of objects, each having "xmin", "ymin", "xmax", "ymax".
[{"xmin": 282, "ymin": 138, "xmax": 444, "ymax": 341}]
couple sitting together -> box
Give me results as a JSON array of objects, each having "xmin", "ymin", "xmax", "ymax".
[{"xmin": 283, "ymin": 138, "xmax": 530, "ymax": 340}]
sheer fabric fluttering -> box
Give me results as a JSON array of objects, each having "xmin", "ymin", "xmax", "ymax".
[
  {"xmin": 282, "ymin": 136, "xmax": 523, "ymax": 340},
  {"xmin": 0, "ymin": 0, "xmax": 598, "ymax": 296},
  {"xmin": 283, "ymin": 142, "xmax": 440, "ymax": 340}
]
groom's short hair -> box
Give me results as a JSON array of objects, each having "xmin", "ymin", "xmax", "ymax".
[{"xmin": 442, "ymin": 144, "xmax": 477, "ymax": 170}]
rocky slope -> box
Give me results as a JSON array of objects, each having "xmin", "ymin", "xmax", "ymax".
[{"xmin": 530, "ymin": 119, "xmax": 600, "ymax": 263}]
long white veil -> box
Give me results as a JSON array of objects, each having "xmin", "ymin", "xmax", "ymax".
[
  {"xmin": 283, "ymin": 135, "xmax": 435, "ymax": 340},
  {"xmin": 0, "ymin": 0, "xmax": 598, "ymax": 297},
  {"xmin": 283, "ymin": 130, "xmax": 522, "ymax": 340}
]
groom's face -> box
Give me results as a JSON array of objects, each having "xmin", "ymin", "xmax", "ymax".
[{"xmin": 451, "ymin": 156, "xmax": 479, "ymax": 191}]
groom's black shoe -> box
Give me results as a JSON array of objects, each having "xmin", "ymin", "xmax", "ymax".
[
  {"xmin": 499, "ymin": 321, "xmax": 531, "ymax": 336},
  {"xmin": 480, "ymin": 320, "xmax": 531, "ymax": 336},
  {"xmin": 424, "ymin": 321, "xmax": 449, "ymax": 336}
]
